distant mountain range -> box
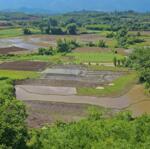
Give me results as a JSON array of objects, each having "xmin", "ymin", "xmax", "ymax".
[
  {"xmin": 0, "ymin": 0, "xmax": 150, "ymax": 14},
  {"xmin": 2, "ymin": 7, "xmax": 57, "ymax": 15}
]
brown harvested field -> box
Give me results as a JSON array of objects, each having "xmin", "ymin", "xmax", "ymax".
[
  {"xmin": 24, "ymin": 100, "xmax": 112, "ymax": 128},
  {"xmin": 129, "ymin": 31, "xmax": 150, "ymax": 36},
  {"xmin": 37, "ymin": 34, "xmax": 107, "ymax": 42},
  {"xmin": 16, "ymin": 79, "xmax": 104, "ymax": 88},
  {"xmin": 0, "ymin": 61, "xmax": 48, "ymax": 71},
  {"xmin": 25, "ymin": 101, "xmax": 89, "ymax": 128},
  {"xmin": 0, "ymin": 46, "xmax": 28, "ymax": 54}
]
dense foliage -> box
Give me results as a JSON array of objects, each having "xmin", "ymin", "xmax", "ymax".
[
  {"xmin": 0, "ymin": 10, "xmax": 150, "ymax": 149},
  {"xmin": 127, "ymin": 48, "xmax": 150, "ymax": 89},
  {"xmin": 28, "ymin": 111, "xmax": 150, "ymax": 149},
  {"xmin": 0, "ymin": 78, "xmax": 28, "ymax": 149},
  {"xmin": 57, "ymin": 39, "xmax": 80, "ymax": 53}
]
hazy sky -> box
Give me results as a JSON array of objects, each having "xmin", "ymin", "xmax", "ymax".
[{"xmin": 0, "ymin": 0, "xmax": 149, "ymax": 12}]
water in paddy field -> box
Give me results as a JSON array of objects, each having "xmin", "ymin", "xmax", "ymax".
[{"xmin": 0, "ymin": 37, "xmax": 45, "ymax": 50}]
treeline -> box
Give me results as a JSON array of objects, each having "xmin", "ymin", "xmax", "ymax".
[
  {"xmin": 28, "ymin": 11, "xmax": 150, "ymax": 32},
  {"xmin": 20, "ymin": 11, "xmax": 150, "ymax": 36},
  {"xmin": 126, "ymin": 47, "xmax": 150, "ymax": 90},
  {"xmin": 113, "ymin": 29, "xmax": 144, "ymax": 48}
]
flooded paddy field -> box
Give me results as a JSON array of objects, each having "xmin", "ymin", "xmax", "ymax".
[
  {"xmin": 13, "ymin": 64, "xmax": 149, "ymax": 127},
  {"xmin": 0, "ymin": 46, "xmax": 28, "ymax": 54},
  {"xmin": 16, "ymin": 65, "xmax": 124, "ymax": 87},
  {"xmin": 0, "ymin": 34, "xmax": 117, "ymax": 51}
]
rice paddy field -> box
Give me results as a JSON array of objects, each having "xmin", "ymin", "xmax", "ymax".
[
  {"xmin": 0, "ymin": 70, "xmax": 40, "ymax": 80},
  {"xmin": 68, "ymin": 52, "xmax": 124, "ymax": 63},
  {"xmin": 0, "ymin": 27, "xmax": 40, "ymax": 38},
  {"xmin": 0, "ymin": 27, "xmax": 149, "ymax": 127}
]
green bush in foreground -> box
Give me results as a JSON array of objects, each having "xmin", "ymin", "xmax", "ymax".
[
  {"xmin": 0, "ymin": 78, "xmax": 28, "ymax": 149},
  {"xmin": 29, "ymin": 111, "xmax": 150, "ymax": 149}
]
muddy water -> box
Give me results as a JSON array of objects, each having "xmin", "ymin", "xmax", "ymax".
[
  {"xmin": 0, "ymin": 34, "xmax": 111, "ymax": 50},
  {"xmin": 0, "ymin": 36, "xmax": 46, "ymax": 50}
]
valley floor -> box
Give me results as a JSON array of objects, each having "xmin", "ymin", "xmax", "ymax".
[{"xmin": 16, "ymin": 84, "xmax": 150, "ymax": 127}]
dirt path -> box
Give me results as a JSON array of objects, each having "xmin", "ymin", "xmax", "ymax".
[{"xmin": 16, "ymin": 85, "xmax": 150, "ymax": 114}]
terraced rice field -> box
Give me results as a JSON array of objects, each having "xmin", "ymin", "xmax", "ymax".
[{"xmin": 0, "ymin": 61, "xmax": 48, "ymax": 71}]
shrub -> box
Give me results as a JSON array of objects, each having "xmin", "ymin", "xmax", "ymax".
[
  {"xmin": 38, "ymin": 47, "xmax": 54, "ymax": 55},
  {"xmin": 50, "ymin": 27, "xmax": 64, "ymax": 35},
  {"xmin": 97, "ymin": 40, "xmax": 107, "ymax": 48},
  {"xmin": 106, "ymin": 32, "xmax": 114, "ymax": 38},
  {"xmin": 23, "ymin": 28, "xmax": 32, "ymax": 35},
  {"xmin": 57, "ymin": 39, "xmax": 80, "ymax": 53},
  {"xmin": 127, "ymin": 48, "xmax": 150, "ymax": 88},
  {"xmin": 66, "ymin": 23, "xmax": 77, "ymax": 35}
]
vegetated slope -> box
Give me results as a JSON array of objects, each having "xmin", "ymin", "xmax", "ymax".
[{"xmin": 28, "ymin": 110, "xmax": 150, "ymax": 149}]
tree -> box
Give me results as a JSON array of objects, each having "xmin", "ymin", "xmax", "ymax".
[
  {"xmin": 127, "ymin": 48, "xmax": 150, "ymax": 89},
  {"xmin": 57, "ymin": 39, "xmax": 71, "ymax": 53},
  {"xmin": 38, "ymin": 47, "xmax": 54, "ymax": 55},
  {"xmin": 113, "ymin": 57, "xmax": 117, "ymax": 67},
  {"xmin": 137, "ymin": 32, "xmax": 141, "ymax": 36},
  {"xmin": 116, "ymin": 28, "xmax": 128, "ymax": 48},
  {"xmin": 57, "ymin": 39, "xmax": 80, "ymax": 53},
  {"xmin": 48, "ymin": 18, "xmax": 58, "ymax": 27},
  {"xmin": 45, "ymin": 26, "xmax": 50, "ymax": 34},
  {"xmin": 39, "ymin": 23, "xmax": 45, "ymax": 33},
  {"xmin": 86, "ymin": 41, "xmax": 95, "ymax": 47},
  {"xmin": 66, "ymin": 23, "xmax": 77, "ymax": 35},
  {"xmin": 23, "ymin": 28, "xmax": 32, "ymax": 35},
  {"xmin": 0, "ymin": 100, "xmax": 28, "ymax": 149},
  {"xmin": 97, "ymin": 40, "xmax": 107, "ymax": 48},
  {"xmin": 50, "ymin": 27, "xmax": 64, "ymax": 35}
]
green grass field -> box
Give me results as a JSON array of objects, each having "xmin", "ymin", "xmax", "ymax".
[
  {"xmin": 0, "ymin": 52, "xmax": 124, "ymax": 64},
  {"xmin": 68, "ymin": 52, "xmax": 124, "ymax": 64},
  {"xmin": 0, "ymin": 27, "xmax": 41, "ymax": 38},
  {"xmin": 0, "ymin": 70, "xmax": 40, "ymax": 80},
  {"xmin": 0, "ymin": 54, "xmax": 63, "ymax": 63},
  {"xmin": 0, "ymin": 28, "xmax": 23, "ymax": 38},
  {"xmin": 87, "ymin": 65, "xmax": 130, "ymax": 72},
  {"xmin": 77, "ymin": 72, "xmax": 137, "ymax": 97}
]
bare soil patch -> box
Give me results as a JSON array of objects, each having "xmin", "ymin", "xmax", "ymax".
[
  {"xmin": 0, "ymin": 61, "xmax": 48, "ymax": 71},
  {"xmin": 16, "ymin": 79, "xmax": 103, "ymax": 88},
  {"xmin": 17, "ymin": 85, "xmax": 77, "ymax": 95},
  {"xmin": 0, "ymin": 46, "xmax": 28, "ymax": 54},
  {"xmin": 25, "ymin": 101, "xmax": 89, "ymax": 128}
]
